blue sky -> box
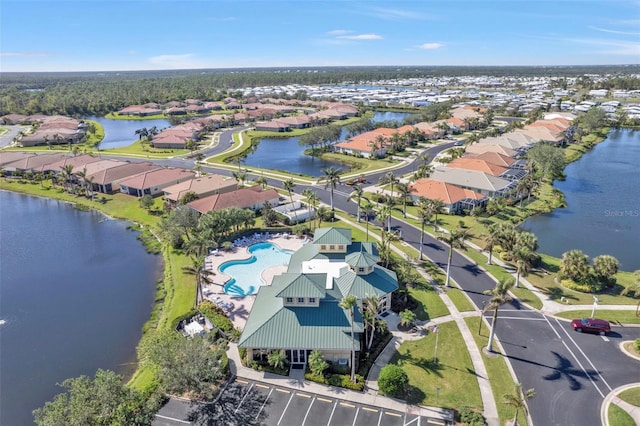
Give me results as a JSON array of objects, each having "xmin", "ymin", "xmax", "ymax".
[{"xmin": 1, "ymin": 0, "xmax": 639, "ymax": 72}]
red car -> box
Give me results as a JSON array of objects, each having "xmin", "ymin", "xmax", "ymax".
[{"xmin": 570, "ymin": 318, "xmax": 611, "ymax": 335}]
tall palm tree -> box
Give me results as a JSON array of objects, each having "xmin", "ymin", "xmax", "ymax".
[
  {"xmin": 438, "ymin": 227, "xmax": 469, "ymax": 287},
  {"xmin": 379, "ymin": 171, "xmax": 399, "ymax": 199},
  {"xmin": 427, "ymin": 199, "xmax": 445, "ymax": 232},
  {"xmin": 376, "ymin": 203, "xmax": 393, "ymax": 237},
  {"xmin": 349, "ymin": 184, "xmax": 364, "ymax": 222},
  {"xmin": 484, "ymin": 223, "xmax": 502, "ymax": 265},
  {"xmin": 255, "ymin": 174, "xmax": 268, "ymax": 189},
  {"xmin": 484, "ymin": 278, "xmax": 515, "ymax": 352},
  {"xmin": 60, "ymin": 164, "xmax": 75, "ymax": 193},
  {"xmin": 362, "ymin": 295, "xmax": 381, "ymax": 350},
  {"xmin": 503, "ymin": 382, "xmax": 535, "ymax": 426},
  {"xmin": 321, "ymin": 167, "xmax": 341, "ymax": 210},
  {"xmin": 302, "ymin": 189, "xmax": 320, "ymax": 229},
  {"xmin": 395, "ymin": 181, "xmax": 412, "ymax": 218},
  {"xmin": 339, "ymin": 295, "xmax": 358, "ymax": 382},
  {"xmin": 560, "ymin": 249, "xmax": 590, "ymax": 282},
  {"xmin": 417, "ymin": 203, "xmax": 432, "ymax": 261},
  {"xmin": 512, "ymin": 247, "xmax": 535, "ymax": 288},
  {"xmin": 361, "ymin": 199, "xmax": 374, "ymax": 242},
  {"xmin": 232, "ymin": 169, "xmax": 248, "ymax": 187},
  {"xmin": 283, "ymin": 178, "xmax": 298, "ymax": 223}
]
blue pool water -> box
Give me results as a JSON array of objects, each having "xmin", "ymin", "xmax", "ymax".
[{"xmin": 221, "ymin": 242, "xmax": 292, "ymax": 296}]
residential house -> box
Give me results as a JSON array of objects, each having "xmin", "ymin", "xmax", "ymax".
[
  {"xmin": 238, "ymin": 227, "xmax": 398, "ymax": 368},
  {"xmin": 254, "ymin": 121, "xmax": 291, "ymax": 132},
  {"xmin": 2, "ymin": 153, "xmax": 67, "ymax": 174},
  {"xmin": 464, "ymin": 143, "xmax": 518, "ymax": 157},
  {"xmin": 430, "ymin": 167, "xmax": 515, "ymax": 197},
  {"xmin": 187, "ymin": 186, "xmax": 280, "ymax": 214},
  {"xmin": 409, "ymin": 178, "xmax": 487, "ymax": 214},
  {"xmin": 163, "ymin": 174, "xmax": 238, "ymax": 208},
  {"xmin": 87, "ymin": 162, "xmax": 161, "ymax": 194},
  {"xmin": 119, "ymin": 168, "xmax": 196, "ymax": 197}
]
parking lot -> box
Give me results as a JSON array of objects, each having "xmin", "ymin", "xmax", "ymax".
[{"xmin": 154, "ymin": 378, "xmax": 449, "ymax": 426}]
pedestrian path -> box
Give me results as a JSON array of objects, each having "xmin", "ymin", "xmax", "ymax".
[{"xmin": 601, "ymin": 383, "xmax": 640, "ymax": 426}]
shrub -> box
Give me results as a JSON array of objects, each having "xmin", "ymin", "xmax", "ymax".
[
  {"xmin": 560, "ymin": 278, "xmax": 601, "ymax": 293},
  {"xmin": 634, "ymin": 338, "xmax": 640, "ymax": 352},
  {"xmin": 198, "ymin": 301, "xmax": 235, "ymax": 334},
  {"xmin": 458, "ymin": 406, "xmax": 486, "ymax": 426},
  {"xmin": 378, "ymin": 364, "xmax": 408, "ymax": 397},
  {"xmin": 327, "ymin": 374, "xmax": 364, "ymax": 391}
]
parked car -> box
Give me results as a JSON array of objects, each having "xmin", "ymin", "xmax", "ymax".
[
  {"xmin": 570, "ymin": 318, "xmax": 611, "ymax": 335},
  {"xmin": 345, "ymin": 177, "xmax": 367, "ymax": 186}
]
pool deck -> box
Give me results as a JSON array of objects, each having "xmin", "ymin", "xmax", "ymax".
[{"xmin": 202, "ymin": 233, "xmax": 306, "ymax": 330}]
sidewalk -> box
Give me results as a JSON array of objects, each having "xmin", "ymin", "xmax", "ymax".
[
  {"xmin": 601, "ymin": 383, "xmax": 640, "ymax": 426},
  {"xmin": 225, "ymin": 341, "xmax": 454, "ymax": 423}
]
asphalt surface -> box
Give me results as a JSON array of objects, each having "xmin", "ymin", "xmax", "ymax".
[
  {"xmin": 154, "ymin": 378, "xmax": 446, "ymax": 426},
  {"xmin": 100, "ymin": 133, "xmax": 640, "ymax": 425}
]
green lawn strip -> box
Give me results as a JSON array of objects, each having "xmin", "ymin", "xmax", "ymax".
[
  {"xmin": 390, "ymin": 320, "xmax": 483, "ymax": 411},
  {"xmin": 318, "ymin": 152, "xmax": 401, "ymax": 175},
  {"xmin": 464, "ymin": 317, "xmax": 525, "ymax": 426},
  {"xmin": 100, "ymin": 140, "xmax": 189, "ymax": 158},
  {"xmin": 608, "ymin": 403, "xmax": 636, "ymax": 426},
  {"xmin": 618, "ymin": 387, "xmax": 640, "ymax": 406},
  {"xmin": 554, "ymin": 310, "xmax": 640, "ymax": 325},
  {"xmin": 445, "ymin": 287, "xmax": 477, "ymax": 312}
]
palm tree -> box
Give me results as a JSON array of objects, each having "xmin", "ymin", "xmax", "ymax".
[
  {"xmin": 307, "ymin": 350, "xmax": 328, "ymax": 376},
  {"xmin": 484, "ymin": 223, "xmax": 501, "ymax": 265},
  {"xmin": 417, "ymin": 202, "xmax": 432, "ymax": 261},
  {"xmin": 361, "ymin": 199, "xmax": 374, "ymax": 242},
  {"xmin": 349, "ymin": 184, "xmax": 364, "ymax": 222},
  {"xmin": 427, "ymin": 199, "xmax": 445, "ymax": 232},
  {"xmin": 302, "ymin": 189, "xmax": 320, "ymax": 229},
  {"xmin": 283, "ymin": 178, "xmax": 298, "ymax": 223},
  {"xmin": 560, "ymin": 249, "xmax": 590, "ymax": 282},
  {"xmin": 395, "ymin": 181, "xmax": 412, "ymax": 218},
  {"xmin": 255, "ymin": 174, "xmax": 268, "ymax": 189},
  {"xmin": 232, "ymin": 169, "xmax": 248, "ymax": 187},
  {"xmin": 484, "ymin": 278, "xmax": 515, "ymax": 352},
  {"xmin": 376, "ymin": 203, "xmax": 393, "ymax": 238},
  {"xmin": 439, "ymin": 227, "xmax": 469, "ymax": 287},
  {"xmin": 182, "ymin": 256, "xmax": 211, "ymax": 307},
  {"xmin": 399, "ymin": 309, "xmax": 417, "ymax": 328},
  {"xmin": 60, "ymin": 164, "xmax": 75, "ymax": 193},
  {"xmin": 379, "ymin": 171, "xmax": 399, "ymax": 199},
  {"xmin": 321, "ymin": 166, "xmax": 341, "ymax": 210},
  {"xmin": 503, "ymin": 382, "xmax": 535, "ymax": 426},
  {"xmin": 512, "ymin": 247, "xmax": 535, "ymax": 288},
  {"xmin": 339, "ymin": 295, "xmax": 358, "ymax": 382},
  {"xmin": 267, "ymin": 349, "xmax": 288, "ymax": 371},
  {"xmin": 362, "ymin": 295, "xmax": 381, "ymax": 350}
]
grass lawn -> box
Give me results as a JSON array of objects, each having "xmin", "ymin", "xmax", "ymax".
[
  {"xmin": 100, "ymin": 140, "xmax": 190, "ymax": 158},
  {"xmin": 446, "ymin": 287, "xmax": 477, "ymax": 312},
  {"xmin": 608, "ymin": 403, "xmax": 636, "ymax": 426},
  {"xmin": 555, "ymin": 310, "xmax": 640, "ymax": 325},
  {"xmin": 464, "ymin": 317, "xmax": 527, "ymax": 426},
  {"xmin": 409, "ymin": 285, "xmax": 450, "ymax": 320},
  {"xmin": 390, "ymin": 320, "xmax": 483, "ymax": 411},
  {"xmin": 618, "ymin": 387, "xmax": 640, "ymax": 407}
]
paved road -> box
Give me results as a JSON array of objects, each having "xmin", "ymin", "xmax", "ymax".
[
  {"xmin": 102, "ymin": 134, "xmax": 640, "ymax": 425},
  {"xmin": 154, "ymin": 378, "xmax": 447, "ymax": 426},
  {"xmin": 0, "ymin": 125, "xmax": 28, "ymax": 148}
]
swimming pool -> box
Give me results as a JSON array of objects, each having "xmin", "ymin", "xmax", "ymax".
[{"xmin": 220, "ymin": 242, "xmax": 292, "ymax": 297}]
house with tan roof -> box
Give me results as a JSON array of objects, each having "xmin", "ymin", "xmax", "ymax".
[
  {"xmin": 464, "ymin": 152, "xmax": 527, "ymax": 169},
  {"xmin": 40, "ymin": 154, "xmax": 103, "ymax": 176},
  {"xmin": 117, "ymin": 105, "xmax": 163, "ymax": 116},
  {"xmin": 163, "ymin": 174, "xmax": 238, "ymax": 208},
  {"xmin": 413, "ymin": 122, "xmax": 445, "ymax": 139},
  {"xmin": 119, "ymin": 168, "xmax": 196, "ymax": 197},
  {"xmin": 430, "ymin": 167, "xmax": 515, "ymax": 197},
  {"xmin": 465, "ymin": 142, "xmax": 518, "ymax": 157},
  {"xmin": 2, "ymin": 153, "xmax": 67, "ymax": 174},
  {"xmin": 409, "ymin": 178, "xmax": 487, "ymax": 214},
  {"xmin": 0, "ymin": 151, "xmax": 34, "ymax": 167},
  {"xmin": 187, "ymin": 186, "xmax": 280, "ymax": 214},
  {"xmin": 447, "ymin": 158, "xmax": 508, "ymax": 176},
  {"xmin": 254, "ymin": 120, "xmax": 290, "ymax": 132},
  {"xmin": 88, "ymin": 162, "xmax": 161, "ymax": 194}
]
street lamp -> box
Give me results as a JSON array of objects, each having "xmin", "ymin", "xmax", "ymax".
[
  {"xmin": 591, "ymin": 296, "xmax": 599, "ymax": 318},
  {"xmin": 478, "ymin": 301, "xmax": 486, "ymax": 335}
]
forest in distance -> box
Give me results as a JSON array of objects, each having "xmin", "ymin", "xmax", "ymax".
[{"xmin": 2, "ymin": 64, "xmax": 640, "ymax": 118}]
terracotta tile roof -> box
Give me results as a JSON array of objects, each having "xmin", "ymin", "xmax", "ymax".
[
  {"xmin": 409, "ymin": 178, "xmax": 486, "ymax": 204},
  {"xmin": 163, "ymin": 174, "xmax": 238, "ymax": 202},
  {"xmin": 464, "ymin": 152, "xmax": 516, "ymax": 167},
  {"xmin": 187, "ymin": 186, "xmax": 280, "ymax": 214},
  {"xmin": 78, "ymin": 159, "xmax": 127, "ymax": 176},
  {"xmin": 447, "ymin": 158, "xmax": 509, "ymax": 176},
  {"xmin": 119, "ymin": 168, "xmax": 196, "ymax": 190},
  {"xmin": 464, "ymin": 143, "xmax": 517, "ymax": 157},
  {"xmin": 89, "ymin": 162, "xmax": 161, "ymax": 185},
  {"xmin": 3, "ymin": 153, "xmax": 67, "ymax": 170},
  {"xmin": 40, "ymin": 154, "xmax": 103, "ymax": 173}
]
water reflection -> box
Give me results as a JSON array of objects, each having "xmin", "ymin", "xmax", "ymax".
[{"xmin": 87, "ymin": 116, "xmax": 172, "ymax": 149}]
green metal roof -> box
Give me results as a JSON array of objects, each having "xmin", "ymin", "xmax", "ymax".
[
  {"xmin": 313, "ymin": 227, "xmax": 352, "ymax": 246},
  {"xmin": 345, "ymin": 251, "xmax": 379, "ymax": 269},
  {"xmin": 275, "ymin": 273, "xmax": 326, "ymax": 298},
  {"xmin": 334, "ymin": 266, "xmax": 398, "ymax": 299}
]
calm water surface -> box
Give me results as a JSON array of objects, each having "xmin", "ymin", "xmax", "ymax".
[
  {"xmin": 0, "ymin": 191, "xmax": 161, "ymax": 425},
  {"xmin": 522, "ymin": 129, "xmax": 640, "ymax": 271},
  {"xmin": 243, "ymin": 111, "xmax": 415, "ymax": 176},
  {"xmin": 88, "ymin": 116, "xmax": 171, "ymax": 149}
]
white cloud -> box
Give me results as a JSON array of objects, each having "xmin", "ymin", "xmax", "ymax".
[
  {"xmin": 589, "ymin": 26, "xmax": 640, "ymax": 36},
  {"xmin": 0, "ymin": 51, "xmax": 49, "ymax": 57},
  {"xmin": 327, "ymin": 29, "xmax": 350, "ymax": 36},
  {"xmin": 366, "ymin": 7, "xmax": 428, "ymax": 20},
  {"xmin": 338, "ymin": 34, "xmax": 383, "ymax": 40},
  {"xmin": 417, "ymin": 43, "xmax": 444, "ymax": 50},
  {"xmin": 147, "ymin": 54, "xmax": 206, "ymax": 69}
]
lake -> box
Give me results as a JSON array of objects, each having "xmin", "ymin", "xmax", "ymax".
[
  {"xmin": 242, "ymin": 111, "xmax": 416, "ymax": 176},
  {"xmin": 0, "ymin": 191, "xmax": 161, "ymax": 425},
  {"xmin": 522, "ymin": 128, "xmax": 640, "ymax": 271},
  {"xmin": 87, "ymin": 116, "xmax": 171, "ymax": 149}
]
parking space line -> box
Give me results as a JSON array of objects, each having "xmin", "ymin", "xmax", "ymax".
[
  {"xmin": 256, "ymin": 387, "xmax": 274, "ymax": 421},
  {"xmin": 301, "ymin": 395, "xmax": 316, "ymax": 426},
  {"xmin": 351, "ymin": 407, "xmax": 360, "ymax": 426},
  {"xmin": 327, "ymin": 401, "xmax": 338, "ymax": 426},
  {"xmin": 405, "ymin": 416, "xmax": 419, "ymax": 425},
  {"xmin": 155, "ymin": 414, "xmax": 191, "ymax": 424},
  {"xmin": 277, "ymin": 392, "xmax": 295, "ymax": 425},
  {"xmin": 235, "ymin": 382, "xmax": 255, "ymax": 414},
  {"xmin": 377, "ymin": 410, "xmax": 383, "ymax": 426}
]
